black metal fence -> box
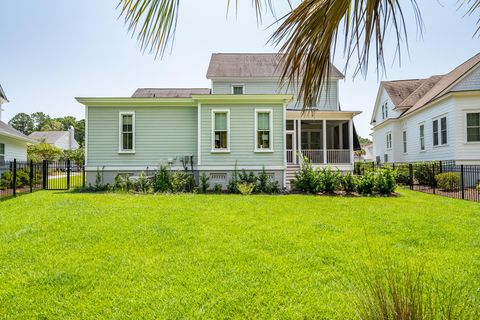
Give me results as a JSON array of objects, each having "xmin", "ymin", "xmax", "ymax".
[
  {"xmin": 355, "ymin": 160, "xmax": 480, "ymax": 202},
  {"xmin": 0, "ymin": 159, "xmax": 85, "ymax": 200}
]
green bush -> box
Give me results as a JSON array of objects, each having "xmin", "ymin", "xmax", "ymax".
[
  {"xmin": 134, "ymin": 171, "xmax": 151, "ymax": 193},
  {"xmin": 374, "ymin": 167, "xmax": 397, "ymax": 195},
  {"xmin": 111, "ymin": 174, "xmax": 132, "ymax": 192},
  {"xmin": 316, "ymin": 167, "xmax": 341, "ymax": 193},
  {"xmin": 414, "ymin": 163, "xmax": 435, "ymax": 185},
  {"xmin": 257, "ymin": 166, "xmax": 280, "ymax": 194},
  {"xmin": 341, "ymin": 172, "xmax": 356, "ymax": 194},
  {"xmin": 153, "ymin": 165, "xmax": 172, "ymax": 193},
  {"xmin": 199, "ymin": 172, "xmax": 210, "ymax": 193},
  {"xmin": 436, "ymin": 172, "xmax": 461, "ymax": 192},
  {"xmin": 395, "ymin": 164, "xmax": 411, "ymax": 185},
  {"xmin": 227, "ymin": 163, "xmax": 239, "ymax": 194},
  {"xmin": 0, "ymin": 169, "xmax": 30, "ymax": 190},
  {"xmin": 171, "ymin": 171, "xmax": 190, "ymax": 193},
  {"xmin": 356, "ymin": 172, "xmax": 375, "ymax": 195},
  {"xmin": 237, "ymin": 182, "xmax": 255, "ymax": 195},
  {"xmin": 293, "ymin": 157, "xmax": 317, "ymax": 193},
  {"xmin": 476, "ymin": 182, "xmax": 480, "ymax": 193},
  {"xmin": 213, "ymin": 183, "xmax": 222, "ymax": 194}
]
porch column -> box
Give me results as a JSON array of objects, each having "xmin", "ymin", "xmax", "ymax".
[
  {"xmin": 349, "ymin": 119, "xmax": 354, "ymax": 164},
  {"xmin": 297, "ymin": 120, "xmax": 302, "ymax": 160},
  {"xmin": 323, "ymin": 119, "xmax": 327, "ymax": 164},
  {"xmin": 293, "ymin": 120, "xmax": 297, "ymax": 164}
]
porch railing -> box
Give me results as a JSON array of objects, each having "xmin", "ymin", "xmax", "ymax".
[
  {"xmin": 286, "ymin": 149, "xmax": 294, "ymax": 163},
  {"xmin": 327, "ymin": 149, "xmax": 350, "ymax": 164},
  {"xmin": 297, "ymin": 149, "xmax": 351, "ymax": 164},
  {"xmin": 301, "ymin": 149, "xmax": 324, "ymax": 164}
]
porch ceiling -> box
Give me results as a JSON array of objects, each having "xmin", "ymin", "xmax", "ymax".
[{"xmin": 286, "ymin": 110, "xmax": 362, "ymax": 120}]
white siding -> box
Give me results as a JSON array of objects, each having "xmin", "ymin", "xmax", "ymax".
[
  {"xmin": 0, "ymin": 135, "xmax": 28, "ymax": 162},
  {"xmin": 453, "ymin": 94, "xmax": 480, "ymax": 163},
  {"xmin": 373, "ymin": 88, "xmax": 403, "ymax": 125},
  {"xmin": 451, "ymin": 65, "xmax": 480, "ymax": 92},
  {"xmin": 372, "ymin": 122, "xmax": 397, "ymax": 163},
  {"xmin": 212, "ymin": 79, "xmax": 339, "ymax": 111}
]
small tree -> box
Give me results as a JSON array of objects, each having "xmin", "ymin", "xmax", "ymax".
[{"xmin": 27, "ymin": 142, "xmax": 62, "ymax": 162}]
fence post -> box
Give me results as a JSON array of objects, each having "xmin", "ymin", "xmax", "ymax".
[
  {"xmin": 432, "ymin": 163, "xmax": 436, "ymax": 194},
  {"xmin": 409, "ymin": 163, "xmax": 413, "ymax": 190},
  {"xmin": 42, "ymin": 160, "xmax": 47, "ymax": 189},
  {"xmin": 461, "ymin": 164, "xmax": 465, "ymax": 200},
  {"xmin": 439, "ymin": 160, "xmax": 443, "ymax": 174},
  {"xmin": 29, "ymin": 160, "xmax": 33, "ymax": 193},
  {"xmin": 372, "ymin": 161, "xmax": 375, "ymax": 172},
  {"xmin": 67, "ymin": 159, "xmax": 71, "ymax": 190},
  {"xmin": 12, "ymin": 159, "xmax": 17, "ymax": 197}
]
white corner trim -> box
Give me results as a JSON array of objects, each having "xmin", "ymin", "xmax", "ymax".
[
  {"xmin": 118, "ymin": 111, "xmax": 135, "ymax": 153},
  {"xmin": 254, "ymin": 108, "xmax": 274, "ymax": 152}
]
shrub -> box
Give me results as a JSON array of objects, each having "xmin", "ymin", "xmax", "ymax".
[
  {"xmin": 356, "ymin": 172, "xmax": 375, "ymax": 195},
  {"xmin": 476, "ymin": 182, "xmax": 480, "ymax": 193},
  {"xmin": 316, "ymin": 167, "xmax": 341, "ymax": 193},
  {"xmin": 227, "ymin": 163, "xmax": 239, "ymax": 194},
  {"xmin": 436, "ymin": 172, "xmax": 461, "ymax": 192},
  {"xmin": 414, "ymin": 163, "xmax": 436, "ymax": 185},
  {"xmin": 111, "ymin": 174, "xmax": 132, "ymax": 192},
  {"xmin": 293, "ymin": 157, "xmax": 317, "ymax": 193},
  {"xmin": 257, "ymin": 167, "xmax": 280, "ymax": 194},
  {"xmin": 374, "ymin": 167, "xmax": 397, "ymax": 195},
  {"xmin": 395, "ymin": 164, "xmax": 411, "ymax": 185},
  {"xmin": 134, "ymin": 171, "xmax": 151, "ymax": 193},
  {"xmin": 199, "ymin": 172, "xmax": 210, "ymax": 193},
  {"xmin": 213, "ymin": 183, "xmax": 222, "ymax": 194},
  {"xmin": 153, "ymin": 165, "xmax": 171, "ymax": 193},
  {"xmin": 236, "ymin": 182, "xmax": 255, "ymax": 195},
  {"xmin": 341, "ymin": 172, "xmax": 356, "ymax": 194},
  {"xmin": 239, "ymin": 170, "xmax": 258, "ymax": 185},
  {"xmin": 171, "ymin": 171, "xmax": 190, "ymax": 193}
]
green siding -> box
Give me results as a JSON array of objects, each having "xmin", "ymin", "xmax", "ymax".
[
  {"xmin": 200, "ymin": 104, "xmax": 284, "ymax": 167},
  {"xmin": 87, "ymin": 106, "xmax": 197, "ymax": 167}
]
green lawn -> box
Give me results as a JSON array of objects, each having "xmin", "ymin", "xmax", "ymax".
[{"xmin": 0, "ymin": 190, "xmax": 479, "ymax": 318}]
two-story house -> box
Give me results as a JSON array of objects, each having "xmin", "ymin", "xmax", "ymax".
[
  {"xmin": 77, "ymin": 53, "xmax": 361, "ymax": 189},
  {"xmin": 371, "ymin": 52, "xmax": 480, "ymax": 165}
]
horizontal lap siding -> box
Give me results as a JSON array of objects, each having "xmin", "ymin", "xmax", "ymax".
[
  {"xmin": 87, "ymin": 106, "xmax": 197, "ymax": 166},
  {"xmin": 0, "ymin": 136, "xmax": 28, "ymax": 162},
  {"xmin": 200, "ymin": 104, "xmax": 284, "ymax": 167},
  {"xmin": 454, "ymin": 95, "xmax": 480, "ymax": 161}
]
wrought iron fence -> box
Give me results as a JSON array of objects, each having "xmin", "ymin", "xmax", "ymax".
[
  {"xmin": 354, "ymin": 160, "xmax": 480, "ymax": 202},
  {"xmin": 0, "ymin": 159, "xmax": 85, "ymax": 200}
]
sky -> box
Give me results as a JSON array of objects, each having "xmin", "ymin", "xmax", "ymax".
[{"xmin": 0, "ymin": 1, "xmax": 479, "ymax": 138}]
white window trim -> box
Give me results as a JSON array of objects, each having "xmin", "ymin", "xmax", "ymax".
[
  {"xmin": 254, "ymin": 109, "xmax": 274, "ymax": 153},
  {"xmin": 386, "ymin": 132, "xmax": 392, "ymax": 150},
  {"xmin": 465, "ymin": 111, "xmax": 480, "ymax": 144},
  {"xmin": 211, "ymin": 109, "xmax": 230, "ymax": 153},
  {"xmin": 231, "ymin": 84, "xmax": 245, "ymax": 95},
  {"xmin": 402, "ymin": 130, "xmax": 408, "ymax": 154},
  {"xmin": 419, "ymin": 123, "xmax": 426, "ymax": 152},
  {"xmin": 118, "ymin": 112, "xmax": 135, "ymax": 154},
  {"xmin": 432, "ymin": 115, "xmax": 448, "ymax": 148}
]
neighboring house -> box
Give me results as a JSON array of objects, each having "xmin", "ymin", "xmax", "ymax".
[
  {"xmin": 0, "ymin": 85, "xmax": 35, "ymax": 163},
  {"xmin": 29, "ymin": 126, "xmax": 79, "ymax": 150},
  {"xmin": 371, "ymin": 52, "xmax": 480, "ymax": 165},
  {"xmin": 355, "ymin": 142, "xmax": 374, "ymax": 161},
  {"xmin": 77, "ymin": 53, "xmax": 361, "ymax": 189}
]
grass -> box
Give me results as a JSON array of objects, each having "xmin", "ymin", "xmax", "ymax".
[{"xmin": 0, "ymin": 189, "xmax": 479, "ymax": 318}]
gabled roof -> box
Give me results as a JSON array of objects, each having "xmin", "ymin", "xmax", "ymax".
[
  {"xmin": 0, "ymin": 121, "xmax": 34, "ymax": 142},
  {"xmin": 29, "ymin": 131, "xmax": 68, "ymax": 144},
  {"xmin": 0, "ymin": 85, "xmax": 9, "ymax": 103},
  {"xmin": 381, "ymin": 79, "xmax": 426, "ymax": 106},
  {"xmin": 206, "ymin": 53, "xmax": 344, "ymax": 79},
  {"xmin": 132, "ymin": 88, "xmax": 211, "ymax": 98}
]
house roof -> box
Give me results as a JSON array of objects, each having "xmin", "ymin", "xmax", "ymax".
[
  {"xmin": 0, "ymin": 121, "xmax": 34, "ymax": 142},
  {"xmin": 206, "ymin": 53, "xmax": 344, "ymax": 79},
  {"xmin": 0, "ymin": 85, "xmax": 9, "ymax": 103},
  {"xmin": 381, "ymin": 79, "xmax": 427, "ymax": 106},
  {"xmin": 132, "ymin": 88, "xmax": 211, "ymax": 98},
  {"xmin": 29, "ymin": 131, "xmax": 68, "ymax": 144}
]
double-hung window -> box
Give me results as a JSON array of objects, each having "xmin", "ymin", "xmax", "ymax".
[
  {"xmin": 232, "ymin": 85, "xmax": 244, "ymax": 95},
  {"xmin": 212, "ymin": 110, "xmax": 229, "ymax": 151},
  {"xmin": 381, "ymin": 104, "xmax": 385, "ymax": 120},
  {"xmin": 419, "ymin": 124, "xmax": 425, "ymax": 151},
  {"xmin": 119, "ymin": 112, "xmax": 135, "ymax": 153},
  {"xmin": 386, "ymin": 132, "xmax": 392, "ymax": 150},
  {"xmin": 255, "ymin": 110, "xmax": 273, "ymax": 151},
  {"xmin": 466, "ymin": 112, "xmax": 480, "ymax": 142},
  {"xmin": 433, "ymin": 116, "xmax": 447, "ymax": 146},
  {"xmin": 384, "ymin": 102, "xmax": 388, "ymax": 118},
  {"xmin": 402, "ymin": 130, "xmax": 407, "ymax": 153},
  {"xmin": 0, "ymin": 143, "xmax": 5, "ymax": 164}
]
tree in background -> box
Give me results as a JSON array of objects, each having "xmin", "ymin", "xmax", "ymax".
[
  {"xmin": 358, "ymin": 136, "xmax": 372, "ymax": 145},
  {"xmin": 8, "ymin": 113, "xmax": 34, "ymax": 135},
  {"xmin": 31, "ymin": 112, "xmax": 50, "ymax": 131},
  {"xmin": 62, "ymin": 148, "xmax": 85, "ymax": 165},
  {"xmin": 27, "ymin": 142, "xmax": 63, "ymax": 162}
]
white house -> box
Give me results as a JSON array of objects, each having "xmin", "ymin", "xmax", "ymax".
[
  {"xmin": 371, "ymin": 53, "xmax": 480, "ymax": 165},
  {"xmin": 0, "ymin": 85, "xmax": 35, "ymax": 163},
  {"xmin": 29, "ymin": 127, "xmax": 79, "ymax": 150}
]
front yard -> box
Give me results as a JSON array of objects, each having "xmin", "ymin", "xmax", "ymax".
[{"xmin": 0, "ymin": 190, "xmax": 479, "ymax": 318}]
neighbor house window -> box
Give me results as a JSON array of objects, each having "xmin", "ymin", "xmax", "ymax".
[
  {"xmin": 0, "ymin": 143, "xmax": 4, "ymax": 164},
  {"xmin": 212, "ymin": 110, "xmax": 229, "ymax": 151},
  {"xmin": 119, "ymin": 112, "xmax": 135, "ymax": 152},
  {"xmin": 419, "ymin": 124, "xmax": 425, "ymax": 151},
  {"xmin": 232, "ymin": 85, "xmax": 244, "ymax": 95},
  {"xmin": 255, "ymin": 109, "xmax": 273, "ymax": 151},
  {"xmin": 381, "ymin": 104, "xmax": 385, "ymax": 120},
  {"xmin": 466, "ymin": 112, "xmax": 480, "ymax": 142},
  {"xmin": 402, "ymin": 130, "xmax": 407, "ymax": 153},
  {"xmin": 386, "ymin": 132, "xmax": 392, "ymax": 150},
  {"xmin": 384, "ymin": 102, "xmax": 388, "ymax": 118},
  {"xmin": 433, "ymin": 116, "xmax": 447, "ymax": 146}
]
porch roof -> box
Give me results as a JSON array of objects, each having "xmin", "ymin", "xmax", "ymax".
[{"xmin": 286, "ymin": 110, "xmax": 361, "ymax": 120}]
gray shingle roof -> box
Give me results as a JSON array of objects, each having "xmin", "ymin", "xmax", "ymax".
[
  {"xmin": 0, "ymin": 85, "xmax": 9, "ymax": 102},
  {"xmin": 0, "ymin": 121, "xmax": 33, "ymax": 142},
  {"xmin": 29, "ymin": 131, "xmax": 68, "ymax": 144},
  {"xmin": 132, "ymin": 88, "xmax": 211, "ymax": 98},
  {"xmin": 206, "ymin": 53, "xmax": 344, "ymax": 79}
]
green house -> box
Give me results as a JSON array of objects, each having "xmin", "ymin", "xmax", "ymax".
[{"xmin": 77, "ymin": 54, "xmax": 361, "ymax": 189}]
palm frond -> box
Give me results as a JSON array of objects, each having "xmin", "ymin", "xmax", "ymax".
[
  {"xmin": 462, "ymin": 0, "xmax": 480, "ymax": 35},
  {"xmin": 270, "ymin": 0, "xmax": 422, "ymax": 109}
]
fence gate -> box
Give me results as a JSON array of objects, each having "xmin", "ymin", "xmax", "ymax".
[{"xmin": 43, "ymin": 160, "xmax": 84, "ymax": 190}]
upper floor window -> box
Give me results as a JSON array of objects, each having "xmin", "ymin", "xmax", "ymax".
[
  {"xmin": 433, "ymin": 116, "xmax": 447, "ymax": 146},
  {"xmin": 402, "ymin": 130, "xmax": 407, "ymax": 153},
  {"xmin": 232, "ymin": 84, "xmax": 244, "ymax": 95},
  {"xmin": 466, "ymin": 112, "xmax": 480, "ymax": 142},
  {"xmin": 119, "ymin": 112, "xmax": 135, "ymax": 153},
  {"xmin": 381, "ymin": 101, "xmax": 388, "ymax": 120},
  {"xmin": 255, "ymin": 109, "xmax": 273, "ymax": 152},
  {"xmin": 212, "ymin": 110, "xmax": 230, "ymax": 151},
  {"xmin": 419, "ymin": 124, "xmax": 425, "ymax": 151},
  {"xmin": 386, "ymin": 132, "xmax": 392, "ymax": 150},
  {"xmin": 0, "ymin": 143, "xmax": 4, "ymax": 164}
]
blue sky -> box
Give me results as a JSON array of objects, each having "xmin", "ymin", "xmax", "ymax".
[{"xmin": 0, "ymin": 1, "xmax": 479, "ymax": 137}]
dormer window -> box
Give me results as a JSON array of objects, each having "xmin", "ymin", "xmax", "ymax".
[
  {"xmin": 232, "ymin": 84, "xmax": 244, "ymax": 95},
  {"xmin": 381, "ymin": 101, "xmax": 388, "ymax": 120}
]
